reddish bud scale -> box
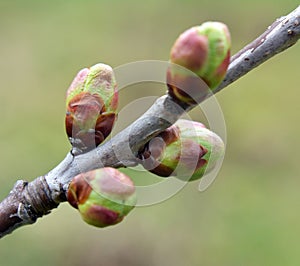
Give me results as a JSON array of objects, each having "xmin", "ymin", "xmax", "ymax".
[
  {"xmin": 67, "ymin": 172, "xmax": 93, "ymax": 209},
  {"xmin": 170, "ymin": 28, "xmax": 208, "ymax": 72},
  {"xmin": 141, "ymin": 126, "xmax": 180, "ymax": 176},
  {"xmin": 84, "ymin": 204, "xmax": 123, "ymax": 227},
  {"xmin": 65, "ymin": 92, "xmax": 116, "ymax": 152},
  {"xmin": 166, "ymin": 68, "xmax": 209, "ymax": 105}
]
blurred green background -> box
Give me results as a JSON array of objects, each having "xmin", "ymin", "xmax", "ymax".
[{"xmin": 0, "ymin": 0, "xmax": 299, "ymax": 265}]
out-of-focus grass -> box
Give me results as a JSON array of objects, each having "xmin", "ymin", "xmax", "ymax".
[{"xmin": 0, "ymin": 1, "xmax": 299, "ymax": 265}]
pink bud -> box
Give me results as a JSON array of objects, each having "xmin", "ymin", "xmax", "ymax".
[{"xmin": 67, "ymin": 168, "xmax": 136, "ymax": 228}]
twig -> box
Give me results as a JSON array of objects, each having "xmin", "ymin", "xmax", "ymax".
[{"xmin": 0, "ymin": 5, "xmax": 299, "ymax": 239}]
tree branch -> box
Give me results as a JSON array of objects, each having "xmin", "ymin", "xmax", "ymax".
[
  {"xmin": 0, "ymin": 5, "xmax": 299, "ymax": 239},
  {"xmin": 215, "ymin": 5, "xmax": 300, "ymax": 92}
]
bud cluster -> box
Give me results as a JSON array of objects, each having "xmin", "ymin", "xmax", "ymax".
[{"xmin": 65, "ymin": 20, "xmax": 230, "ymax": 228}]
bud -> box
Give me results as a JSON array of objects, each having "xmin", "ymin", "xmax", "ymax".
[
  {"xmin": 65, "ymin": 63, "xmax": 118, "ymax": 154},
  {"xmin": 139, "ymin": 119, "xmax": 224, "ymax": 181},
  {"xmin": 67, "ymin": 168, "xmax": 136, "ymax": 228},
  {"xmin": 167, "ymin": 22, "xmax": 231, "ymax": 104}
]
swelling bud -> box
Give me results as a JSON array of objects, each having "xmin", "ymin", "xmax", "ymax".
[
  {"xmin": 65, "ymin": 63, "xmax": 118, "ymax": 154},
  {"xmin": 67, "ymin": 168, "xmax": 136, "ymax": 228},
  {"xmin": 167, "ymin": 22, "xmax": 231, "ymax": 104},
  {"xmin": 139, "ymin": 119, "xmax": 224, "ymax": 181}
]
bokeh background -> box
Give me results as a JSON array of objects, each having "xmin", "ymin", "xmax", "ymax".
[{"xmin": 0, "ymin": 0, "xmax": 299, "ymax": 265}]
